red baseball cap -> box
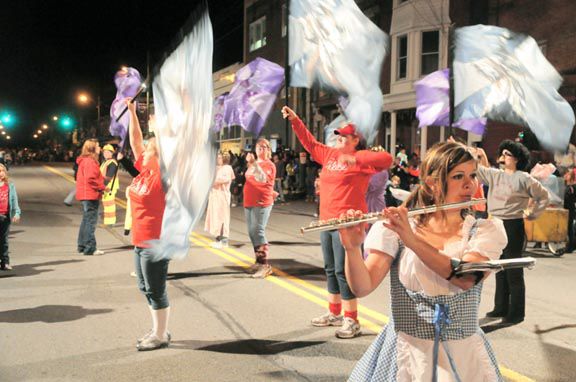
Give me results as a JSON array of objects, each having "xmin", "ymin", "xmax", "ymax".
[{"xmin": 334, "ymin": 123, "xmax": 361, "ymax": 138}]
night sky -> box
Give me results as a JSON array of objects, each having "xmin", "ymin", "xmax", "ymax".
[{"xmin": 0, "ymin": 0, "xmax": 243, "ymax": 144}]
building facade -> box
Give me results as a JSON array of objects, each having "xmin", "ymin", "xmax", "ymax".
[{"xmin": 242, "ymin": 0, "xmax": 576, "ymax": 159}]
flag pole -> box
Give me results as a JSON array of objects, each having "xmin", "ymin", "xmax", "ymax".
[
  {"xmin": 447, "ymin": 25, "xmax": 455, "ymax": 137},
  {"xmin": 284, "ymin": 0, "xmax": 290, "ymax": 149}
]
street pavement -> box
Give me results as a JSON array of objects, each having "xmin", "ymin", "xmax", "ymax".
[{"xmin": 0, "ymin": 163, "xmax": 575, "ymax": 382}]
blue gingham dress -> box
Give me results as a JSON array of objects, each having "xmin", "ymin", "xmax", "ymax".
[{"xmin": 349, "ymin": 217, "xmax": 506, "ymax": 382}]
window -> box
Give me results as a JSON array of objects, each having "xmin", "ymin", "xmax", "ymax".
[
  {"xmin": 421, "ymin": 30, "xmax": 439, "ymax": 75},
  {"xmin": 249, "ymin": 16, "xmax": 267, "ymax": 52},
  {"xmin": 397, "ymin": 35, "xmax": 408, "ymax": 80},
  {"xmin": 281, "ymin": 3, "xmax": 287, "ymax": 37}
]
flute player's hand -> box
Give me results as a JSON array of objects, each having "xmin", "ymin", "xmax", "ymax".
[
  {"xmin": 382, "ymin": 206, "xmax": 418, "ymax": 248},
  {"xmin": 338, "ymin": 209, "xmax": 366, "ymax": 251}
]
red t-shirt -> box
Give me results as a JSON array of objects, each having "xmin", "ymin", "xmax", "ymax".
[
  {"xmin": 291, "ymin": 118, "xmax": 393, "ymax": 220},
  {"xmin": 243, "ymin": 160, "xmax": 276, "ymax": 208},
  {"xmin": 0, "ymin": 183, "xmax": 8, "ymax": 215},
  {"xmin": 129, "ymin": 156, "xmax": 166, "ymax": 247}
]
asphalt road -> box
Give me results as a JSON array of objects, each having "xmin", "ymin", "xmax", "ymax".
[{"xmin": 0, "ymin": 163, "xmax": 574, "ymax": 382}]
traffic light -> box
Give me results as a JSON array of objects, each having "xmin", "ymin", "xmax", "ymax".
[
  {"xmin": 0, "ymin": 111, "xmax": 16, "ymax": 127},
  {"xmin": 59, "ymin": 115, "xmax": 75, "ymax": 130}
]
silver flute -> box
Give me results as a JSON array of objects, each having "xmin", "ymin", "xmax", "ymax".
[{"xmin": 300, "ymin": 199, "xmax": 486, "ymax": 234}]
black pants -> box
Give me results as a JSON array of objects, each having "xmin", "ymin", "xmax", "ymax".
[
  {"xmin": 493, "ymin": 218, "xmax": 525, "ymax": 320},
  {"xmin": 0, "ymin": 216, "xmax": 10, "ymax": 266}
]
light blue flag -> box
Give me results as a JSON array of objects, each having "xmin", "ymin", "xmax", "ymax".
[
  {"xmin": 454, "ymin": 25, "xmax": 575, "ymax": 151},
  {"xmin": 150, "ymin": 3, "xmax": 217, "ymax": 260},
  {"xmin": 289, "ymin": 0, "xmax": 388, "ymax": 144}
]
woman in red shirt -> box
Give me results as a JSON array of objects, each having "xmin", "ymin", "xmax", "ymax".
[
  {"xmin": 243, "ymin": 138, "xmax": 276, "ymax": 279},
  {"xmin": 282, "ymin": 106, "xmax": 392, "ymax": 339},
  {"xmin": 75, "ymin": 139, "xmax": 106, "ymax": 256},
  {"xmin": 126, "ymin": 101, "xmax": 170, "ymax": 351}
]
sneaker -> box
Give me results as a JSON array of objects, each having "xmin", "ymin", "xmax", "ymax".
[
  {"xmin": 252, "ymin": 264, "xmax": 273, "ymax": 278},
  {"xmin": 130, "ymin": 271, "xmax": 137, "ymax": 278},
  {"xmin": 210, "ymin": 241, "xmax": 223, "ymax": 249},
  {"xmin": 311, "ymin": 312, "xmax": 344, "ymax": 327},
  {"xmin": 136, "ymin": 334, "xmax": 170, "ymax": 351},
  {"xmin": 137, "ymin": 330, "xmax": 171, "ymax": 344},
  {"xmin": 335, "ymin": 317, "xmax": 362, "ymax": 339},
  {"xmin": 231, "ymin": 203, "xmax": 237, "ymax": 207},
  {"xmin": 221, "ymin": 239, "xmax": 229, "ymax": 248},
  {"xmin": 92, "ymin": 249, "xmax": 105, "ymax": 256},
  {"xmin": 247, "ymin": 263, "xmax": 261, "ymax": 274},
  {"xmin": 3, "ymin": 264, "xmax": 12, "ymax": 271}
]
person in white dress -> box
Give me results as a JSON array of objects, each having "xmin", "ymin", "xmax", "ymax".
[
  {"xmin": 340, "ymin": 142, "xmax": 508, "ymax": 381},
  {"xmin": 205, "ymin": 152, "xmax": 235, "ymax": 248}
]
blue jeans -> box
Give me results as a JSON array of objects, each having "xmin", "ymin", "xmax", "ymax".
[
  {"xmin": 244, "ymin": 206, "xmax": 272, "ymax": 248},
  {"xmin": 134, "ymin": 247, "xmax": 170, "ymax": 310},
  {"xmin": 0, "ymin": 217, "xmax": 10, "ymax": 266},
  {"xmin": 77, "ymin": 200, "xmax": 99, "ymax": 255},
  {"xmin": 320, "ymin": 230, "xmax": 355, "ymax": 300}
]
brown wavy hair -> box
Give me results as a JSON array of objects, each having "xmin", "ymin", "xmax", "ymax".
[
  {"xmin": 80, "ymin": 139, "xmax": 100, "ymax": 162},
  {"xmin": 403, "ymin": 142, "xmax": 476, "ymax": 225}
]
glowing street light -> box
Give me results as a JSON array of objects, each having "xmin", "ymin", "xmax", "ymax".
[
  {"xmin": 33, "ymin": 134, "xmax": 38, "ymax": 139},
  {"xmin": 1, "ymin": 131, "xmax": 5, "ymax": 135},
  {"xmin": 37, "ymin": 130, "xmax": 42, "ymax": 134},
  {"xmin": 52, "ymin": 116, "xmax": 58, "ymax": 121},
  {"xmin": 77, "ymin": 93, "xmax": 90, "ymax": 105},
  {"xmin": 6, "ymin": 136, "xmax": 11, "ymax": 140},
  {"xmin": 42, "ymin": 124, "xmax": 48, "ymax": 130}
]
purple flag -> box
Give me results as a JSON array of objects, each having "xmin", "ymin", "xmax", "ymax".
[
  {"xmin": 415, "ymin": 68, "xmax": 487, "ymax": 135},
  {"xmin": 223, "ymin": 58, "xmax": 284, "ymax": 136},
  {"xmin": 415, "ymin": 68, "xmax": 450, "ymax": 127},
  {"xmin": 211, "ymin": 92, "xmax": 229, "ymax": 132},
  {"xmin": 109, "ymin": 67, "xmax": 142, "ymax": 148}
]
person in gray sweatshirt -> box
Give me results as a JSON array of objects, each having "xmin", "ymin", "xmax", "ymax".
[{"xmin": 477, "ymin": 140, "xmax": 549, "ymax": 325}]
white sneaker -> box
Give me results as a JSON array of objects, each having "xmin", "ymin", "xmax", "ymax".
[
  {"xmin": 311, "ymin": 312, "xmax": 344, "ymax": 327},
  {"xmin": 84, "ymin": 249, "xmax": 105, "ymax": 256},
  {"xmin": 210, "ymin": 241, "xmax": 223, "ymax": 249},
  {"xmin": 335, "ymin": 317, "xmax": 361, "ymax": 339}
]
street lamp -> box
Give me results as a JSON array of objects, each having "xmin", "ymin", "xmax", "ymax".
[
  {"xmin": 6, "ymin": 136, "xmax": 11, "ymax": 140},
  {"xmin": 52, "ymin": 116, "xmax": 58, "ymax": 121},
  {"xmin": 42, "ymin": 124, "xmax": 48, "ymax": 130},
  {"xmin": 77, "ymin": 93, "xmax": 90, "ymax": 105},
  {"xmin": 33, "ymin": 134, "xmax": 38, "ymax": 139},
  {"xmin": 37, "ymin": 130, "xmax": 42, "ymax": 134}
]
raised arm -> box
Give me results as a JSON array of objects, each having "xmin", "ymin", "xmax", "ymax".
[
  {"xmin": 127, "ymin": 99, "xmax": 144, "ymax": 160},
  {"xmin": 282, "ymin": 106, "xmax": 329, "ymax": 165},
  {"xmin": 525, "ymin": 175, "xmax": 550, "ymax": 219}
]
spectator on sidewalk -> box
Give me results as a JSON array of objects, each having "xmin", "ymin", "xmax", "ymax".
[{"xmin": 273, "ymin": 154, "xmax": 286, "ymax": 203}]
